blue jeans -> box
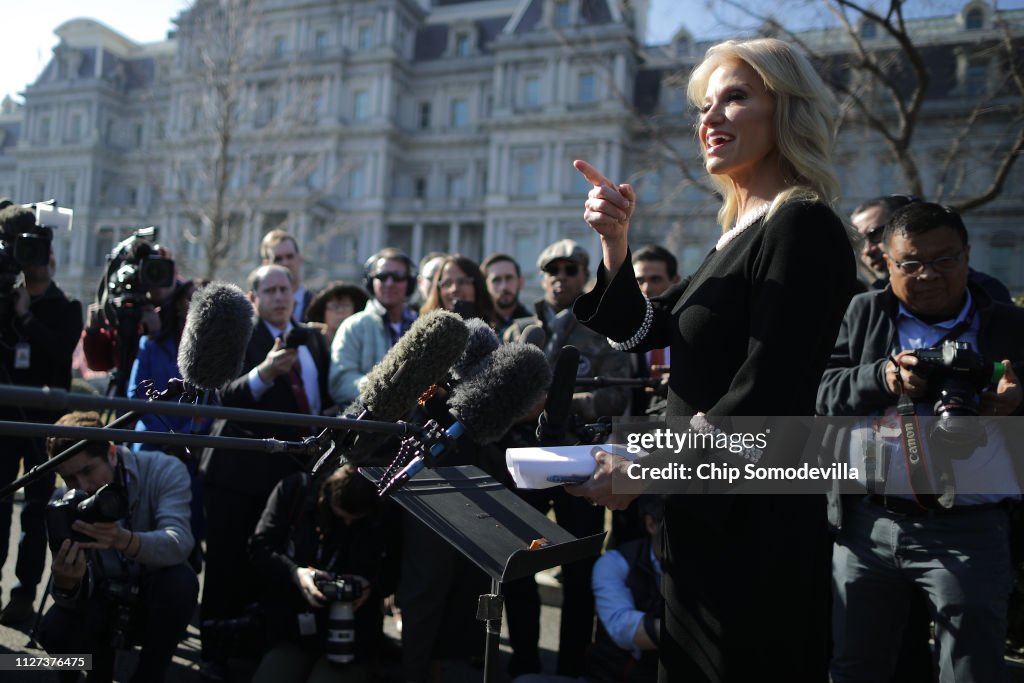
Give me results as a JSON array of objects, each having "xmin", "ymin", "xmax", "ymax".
[{"xmin": 831, "ymin": 498, "xmax": 1012, "ymax": 683}]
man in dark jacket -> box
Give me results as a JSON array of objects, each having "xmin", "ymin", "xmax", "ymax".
[
  {"xmin": 818, "ymin": 202, "xmax": 1023, "ymax": 683},
  {"xmin": 0, "ymin": 204, "xmax": 82, "ymax": 625},
  {"xmin": 199, "ymin": 264, "xmax": 333, "ymax": 678}
]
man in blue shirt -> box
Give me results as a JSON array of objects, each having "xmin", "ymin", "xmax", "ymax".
[{"xmin": 818, "ymin": 202, "xmax": 1024, "ymax": 682}]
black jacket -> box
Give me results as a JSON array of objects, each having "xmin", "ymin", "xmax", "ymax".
[
  {"xmin": 249, "ymin": 472, "xmax": 401, "ymax": 659},
  {"xmin": 0, "ymin": 281, "xmax": 82, "ymax": 421}
]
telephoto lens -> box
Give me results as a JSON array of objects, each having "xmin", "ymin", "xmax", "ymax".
[{"xmin": 317, "ymin": 577, "xmax": 360, "ymax": 665}]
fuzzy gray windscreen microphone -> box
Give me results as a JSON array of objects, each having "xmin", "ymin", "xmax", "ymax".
[
  {"xmin": 450, "ymin": 317, "xmax": 500, "ymax": 381},
  {"xmin": 177, "ymin": 282, "xmax": 255, "ymax": 391},
  {"xmin": 447, "ymin": 342, "xmax": 552, "ymax": 444},
  {"xmin": 359, "ymin": 309, "xmax": 468, "ymax": 421}
]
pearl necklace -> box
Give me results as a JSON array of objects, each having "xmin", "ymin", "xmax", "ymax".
[{"xmin": 715, "ymin": 203, "xmax": 771, "ymax": 251}]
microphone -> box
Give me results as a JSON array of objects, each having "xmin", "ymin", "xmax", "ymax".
[
  {"xmin": 328, "ymin": 310, "xmax": 469, "ymax": 467},
  {"xmin": 537, "ymin": 345, "xmax": 580, "ymax": 446},
  {"xmin": 451, "ymin": 318, "xmax": 500, "ymax": 381},
  {"xmin": 521, "ymin": 323, "xmax": 547, "ymax": 350},
  {"xmin": 378, "ymin": 343, "xmax": 552, "ymax": 494},
  {"xmin": 177, "ymin": 282, "xmax": 254, "ymax": 392}
]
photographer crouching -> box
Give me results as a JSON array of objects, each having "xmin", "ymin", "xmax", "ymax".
[
  {"xmin": 38, "ymin": 411, "xmax": 198, "ymax": 683},
  {"xmin": 248, "ymin": 463, "xmax": 401, "ymax": 683}
]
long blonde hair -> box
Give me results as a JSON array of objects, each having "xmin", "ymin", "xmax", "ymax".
[{"xmin": 686, "ymin": 38, "xmax": 839, "ymax": 231}]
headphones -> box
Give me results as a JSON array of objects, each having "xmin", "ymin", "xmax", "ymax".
[{"xmin": 363, "ymin": 249, "xmax": 417, "ymax": 298}]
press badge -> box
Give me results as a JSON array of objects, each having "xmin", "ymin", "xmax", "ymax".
[
  {"xmin": 297, "ymin": 611, "xmax": 317, "ymax": 636},
  {"xmin": 14, "ymin": 343, "xmax": 30, "ymax": 369}
]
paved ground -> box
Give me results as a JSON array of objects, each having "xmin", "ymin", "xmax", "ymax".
[{"xmin": 0, "ymin": 497, "xmax": 562, "ymax": 682}]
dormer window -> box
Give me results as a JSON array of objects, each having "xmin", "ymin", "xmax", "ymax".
[
  {"xmin": 448, "ymin": 23, "xmax": 477, "ymax": 58},
  {"xmin": 965, "ymin": 8, "xmax": 984, "ymax": 30},
  {"xmin": 554, "ymin": 0, "xmax": 572, "ymax": 28},
  {"xmin": 860, "ymin": 20, "xmax": 877, "ymax": 40}
]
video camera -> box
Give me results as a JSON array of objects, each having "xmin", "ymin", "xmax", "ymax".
[
  {"xmin": 0, "ymin": 200, "xmax": 72, "ymax": 294},
  {"xmin": 100, "ymin": 227, "xmax": 175, "ymax": 313},
  {"xmin": 45, "ymin": 483, "xmax": 130, "ymax": 553},
  {"xmin": 910, "ymin": 340, "xmax": 1005, "ymax": 456}
]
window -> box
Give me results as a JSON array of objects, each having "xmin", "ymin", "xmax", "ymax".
[
  {"xmin": 314, "ymin": 31, "xmax": 328, "ymax": 56},
  {"xmin": 450, "ymin": 99, "xmax": 469, "ymax": 129},
  {"xmin": 446, "ymin": 173, "xmax": 467, "ymax": 199},
  {"xmin": 525, "ymin": 76, "xmax": 541, "ymax": 108},
  {"xmin": 68, "ymin": 113, "xmax": 82, "ymax": 142},
  {"xmin": 65, "ymin": 180, "xmax": 77, "ymax": 206},
  {"xmin": 517, "ymin": 158, "xmax": 538, "ymax": 196},
  {"xmin": 273, "ymin": 35, "xmax": 287, "ymax": 58},
  {"xmin": 965, "ymin": 61, "xmax": 988, "ymax": 97},
  {"xmin": 414, "ymin": 177, "xmax": 427, "ymax": 199},
  {"xmin": 965, "ymin": 8, "xmax": 984, "ymax": 30},
  {"xmin": 641, "ymin": 171, "xmax": 661, "ymax": 203},
  {"xmin": 419, "ymin": 101, "xmax": 431, "ymax": 130},
  {"xmin": 554, "ymin": 0, "xmax": 571, "ymax": 28},
  {"xmin": 350, "ymin": 167, "xmax": 366, "ymax": 199},
  {"xmin": 357, "ymin": 25, "xmax": 373, "ymax": 50},
  {"xmin": 578, "ymin": 72, "xmax": 596, "ymax": 103},
  {"xmin": 93, "ymin": 228, "xmax": 115, "ymax": 267},
  {"xmin": 859, "ymin": 21, "xmax": 877, "ymax": 40},
  {"xmin": 570, "ymin": 164, "xmax": 591, "ymax": 194},
  {"xmin": 134, "ymin": 124, "xmax": 143, "ymax": 148},
  {"xmin": 989, "ymin": 243, "xmax": 1015, "ymax": 284},
  {"xmin": 354, "ymin": 90, "xmax": 369, "ymax": 121},
  {"xmin": 455, "ymin": 33, "xmax": 472, "ymax": 57},
  {"xmin": 38, "ymin": 116, "xmax": 51, "ymax": 143}
]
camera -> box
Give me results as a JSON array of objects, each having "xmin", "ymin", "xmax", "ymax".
[
  {"xmin": 103, "ymin": 227, "xmax": 175, "ymax": 310},
  {"xmin": 100, "ymin": 577, "xmax": 140, "ymax": 649},
  {"xmin": 45, "ymin": 483, "xmax": 130, "ymax": 553},
  {"xmin": 0, "ymin": 202, "xmax": 61, "ymax": 294},
  {"xmin": 315, "ymin": 575, "xmax": 362, "ymax": 665},
  {"xmin": 283, "ymin": 326, "xmax": 310, "ymax": 350},
  {"xmin": 910, "ymin": 340, "xmax": 1004, "ymax": 456}
]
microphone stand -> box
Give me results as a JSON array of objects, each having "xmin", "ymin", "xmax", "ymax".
[{"xmin": 574, "ymin": 376, "xmax": 662, "ymax": 389}]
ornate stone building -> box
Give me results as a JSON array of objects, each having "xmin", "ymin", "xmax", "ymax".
[{"xmin": 1, "ymin": 0, "xmax": 1021, "ymax": 303}]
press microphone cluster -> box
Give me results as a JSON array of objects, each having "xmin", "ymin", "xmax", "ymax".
[{"xmin": 376, "ymin": 342, "xmax": 552, "ymax": 496}]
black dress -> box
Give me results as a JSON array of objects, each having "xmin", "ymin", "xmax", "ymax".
[{"xmin": 575, "ymin": 200, "xmax": 857, "ymax": 682}]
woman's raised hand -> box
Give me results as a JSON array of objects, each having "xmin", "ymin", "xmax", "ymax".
[{"xmin": 574, "ymin": 159, "xmax": 635, "ymax": 274}]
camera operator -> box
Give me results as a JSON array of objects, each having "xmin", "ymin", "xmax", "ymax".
[
  {"xmin": 248, "ymin": 463, "xmax": 401, "ymax": 683},
  {"xmin": 38, "ymin": 410, "xmax": 198, "ymax": 683},
  {"xmin": 817, "ymin": 202, "xmax": 1024, "ymax": 682},
  {"xmin": 0, "ymin": 203, "xmax": 82, "ymax": 625},
  {"xmin": 81, "ymin": 229, "xmax": 178, "ymax": 396}
]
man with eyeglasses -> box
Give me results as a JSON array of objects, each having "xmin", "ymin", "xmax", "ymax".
[
  {"xmin": 501, "ymin": 239, "xmax": 632, "ymax": 678},
  {"xmin": 328, "ymin": 248, "xmax": 417, "ymax": 405},
  {"xmin": 818, "ymin": 201, "xmax": 1024, "ymax": 683},
  {"xmin": 850, "ymin": 194, "xmax": 1011, "ymax": 303}
]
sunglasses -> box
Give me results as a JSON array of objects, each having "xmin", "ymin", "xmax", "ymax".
[
  {"xmin": 372, "ymin": 271, "xmax": 407, "ymax": 283},
  {"xmin": 543, "ymin": 262, "xmax": 580, "ymax": 277}
]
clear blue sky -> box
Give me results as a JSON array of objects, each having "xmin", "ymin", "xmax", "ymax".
[{"xmin": 3, "ymin": 1, "xmax": 1022, "ymax": 103}]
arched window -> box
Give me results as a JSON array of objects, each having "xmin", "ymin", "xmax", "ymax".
[{"xmin": 965, "ymin": 8, "xmax": 984, "ymax": 30}]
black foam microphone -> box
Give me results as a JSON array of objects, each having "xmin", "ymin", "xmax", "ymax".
[
  {"xmin": 177, "ymin": 282, "xmax": 254, "ymax": 392},
  {"xmin": 451, "ymin": 318, "xmax": 500, "ymax": 381},
  {"xmin": 521, "ymin": 323, "xmax": 547, "ymax": 350},
  {"xmin": 537, "ymin": 345, "xmax": 580, "ymax": 446},
  {"xmin": 332, "ymin": 310, "xmax": 469, "ymax": 466}
]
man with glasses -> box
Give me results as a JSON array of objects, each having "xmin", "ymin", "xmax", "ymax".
[
  {"xmin": 329, "ymin": 248, "xmax": 417, "ymax": 405},
  {"xmin": 818, "ymin": 202, "xmax": 1024, "ymax": 683},
  {"xmin": 502, "ymin": 239, "xmax": 631, "ymax": 678},
  {"xmin": 850, "ymin": 194, "xmax": 1011, "ymax": 302}
]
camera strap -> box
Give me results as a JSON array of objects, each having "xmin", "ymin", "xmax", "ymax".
[{"xmin": 893, "ymin": 308, "xmax": 976, "ymax": 511}]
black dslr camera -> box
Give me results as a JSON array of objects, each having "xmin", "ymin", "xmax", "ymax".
[
  {"xmin": 0, "ymin": 202, "xmax": 58, "ymax": 295},
  {"xmin": 910, "ymin": 340, "xmax": 1004, "ymax": 456},
  {"xmin": 315, "ymin": 575, "xmax": 362, "ymax": 665},
  {"xmin": 45, "ymin": 483, "xmax": 130, "ymax": 552}
]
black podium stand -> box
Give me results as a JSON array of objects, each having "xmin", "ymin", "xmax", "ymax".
[{"xmin": 361, "ymin": 465, "xmax": 605, "ymax": 683}]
